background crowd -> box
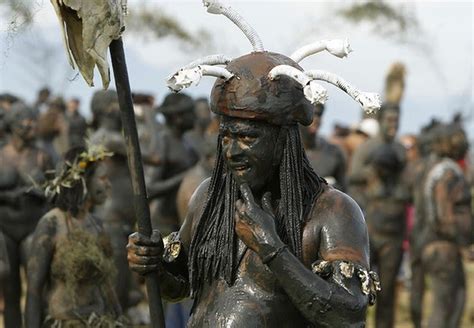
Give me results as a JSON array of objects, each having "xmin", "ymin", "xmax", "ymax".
[{"xmin": 0, "ymin": 59, "xmax": 473, "ymax": 328}]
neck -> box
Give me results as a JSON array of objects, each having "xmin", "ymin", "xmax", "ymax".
[{"xmin": 75, "ymin": 198, "xmax": 93, "ymax": 220}]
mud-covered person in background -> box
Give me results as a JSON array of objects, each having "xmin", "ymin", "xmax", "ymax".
[
  {"xmin": 300, "ymin": 103, "xmax": 347, "ymax": 191},
  {"xmin": 65, "ymin": 97, "xmax": 87, "ymax": 148},
  {"xmin": 349, "ymin": 102, "xmax": 409, "ymax": 328},
  {"xmin": 184, "ymin": 97, "xmax": 212, "ymax": 156},
  {"xmin": 25, "ymin": 145, "xmax": 126, "ymax": 327},
  {"xmin": 0, "ymin": 103, "xmax": 52, "ymax": 328},
  {"xmin": 0, "ymin": 93, "xmax": 20, "ymax": 148},
  {"xmin": 148, "ymin": 93, "xmax": 198, "ymax": 235},
  {"xmin": 90, "ymin": 90, "xmax": 161, "ymax": 313},
  {"xmin": 411, "ymin": 123, "xmax": 472, "ymax": 328},
  {"xmin": 36, "ymin": 97, "xmax": 68, "ymax": 166},
  {"xmin": 33, "ymin": 87, "xmax": 51, "ymax": 115}
]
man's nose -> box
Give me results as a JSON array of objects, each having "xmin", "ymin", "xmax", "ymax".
[{"xmin": 225, "ymin": 139, "xmax": 243, "ymax": 160}]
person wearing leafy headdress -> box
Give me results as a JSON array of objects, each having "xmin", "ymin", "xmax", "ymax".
[{"xmin": 25, "ymin": 145, "xmax": 126, "ymax": 327}]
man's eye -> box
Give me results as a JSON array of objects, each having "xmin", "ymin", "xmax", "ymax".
[{"xmin": 241, "ymin": 136, "xmax": 256, "ymax": 143}]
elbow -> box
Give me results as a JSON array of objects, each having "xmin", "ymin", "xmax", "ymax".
[{"xmin": 306, "ymin": 292, "xmax": 368, "ymax": 327}]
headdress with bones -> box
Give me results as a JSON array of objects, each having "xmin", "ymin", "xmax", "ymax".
[{"xmin": 167, "ymin": 0, "xmax": 381, "ymax": 125}]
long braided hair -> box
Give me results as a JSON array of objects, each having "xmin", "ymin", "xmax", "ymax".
[{"xmin": 188, "ymin": 124, "xmax": 326, "ymax": 298}]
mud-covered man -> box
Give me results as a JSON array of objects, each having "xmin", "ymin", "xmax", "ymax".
[
  {"xmin": 410, "ymin": 123, "xmax": 472, "ymax": 328},
  {"xmin": 127, "ymin": 51, "xmax": 380, "ymax": 326},
  {"xmin": 349, "ymin": 103, "xmax": 409, "ymax": 328},
  {"xmin": 0, "ymin": 103, "xmax": 52, "ymax": 327}
]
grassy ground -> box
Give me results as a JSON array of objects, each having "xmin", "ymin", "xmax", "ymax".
[{"xmin": 1, "ymin": 261, "xmax": 473, "ymax": 328}]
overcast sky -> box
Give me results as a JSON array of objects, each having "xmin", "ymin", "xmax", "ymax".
[{"xmin": 0, "ymin": 0, "xmax": 472, "ymax": 137}]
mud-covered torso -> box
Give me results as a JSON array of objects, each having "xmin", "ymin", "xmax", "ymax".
[
  {"xmin": 91, "ymin": 129, "xmax": 134, "ymax": 226},
  {"xmin": 151, "ymin": 128, "xmax": 199, "ymax": 232},
  {"xmin": 417, "ymin": 158, "xmax": 472, "ymax": 248},
  {"xmin": 188, "ymin": 203, "xmax": 324, "ymax": 328},
  {"xmin": 46, "ymin": 210, "xmax": 119, "ymax": 320},
  {"xmin": 0, "ymin": 143, "xmax": 50, "ymax": 239},
  {"xmin": 188, "ymin": 242, "xmax": 309, "ymax": 328}
]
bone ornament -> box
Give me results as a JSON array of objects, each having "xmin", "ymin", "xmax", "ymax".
[
  {"xmin": 305, "ymin": 70, "xmax": 382, "ymax": 114},
  {"xmin": 166, "ymin": 0, "xmax": 380, "ymax": 116},
  {"xmin": 290, "ymin": 39, "xmax": 353, "ymax": 63},
  {"xmin": 268, "ymin": 65, "xmax": 328, "ymax": 105},
  {"xmin": 167, "ymin": 65, "xmax": 235, "ymax": 92},
  {"xmin": 203, "ymin": 0, "xmax": 264, "ymax": 52}
]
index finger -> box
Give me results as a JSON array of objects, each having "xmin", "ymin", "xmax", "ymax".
[
  {"xmin": 129, "ymin": 231, "xmax": 160, "ymax": 247},
  {"xmin": 239, "ymin": 183, "xmax": 255, "ymax": 206}
]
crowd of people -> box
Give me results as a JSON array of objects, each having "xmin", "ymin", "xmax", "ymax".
[{"xmin": 0, "ymin": 81, "xmax": 472, "ymax": 327}]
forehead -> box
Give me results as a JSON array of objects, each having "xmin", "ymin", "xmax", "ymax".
[
  {"xmin": 219, "ymin": 116, "xmax": 278, "ymax": 133},
  {"xmin": 92, "ymin": 161, "xmax": 108, "ymax": 176}
]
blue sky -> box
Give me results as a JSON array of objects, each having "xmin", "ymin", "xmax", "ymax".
[{"xmin": 0, "ymin": 0, "xmax": 472, "ymax": 137}]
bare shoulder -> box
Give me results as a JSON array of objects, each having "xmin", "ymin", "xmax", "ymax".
[
  {"xmin": 34, "ymin": 208, "xmax": 62, "ymax": 236},
  {"xmin": 307, "ymin": 186, "xmax": 369, "ymax": 266},
  {"xmin": 179, "ymin": 177, "xmax": 211, "ymax": 248}
]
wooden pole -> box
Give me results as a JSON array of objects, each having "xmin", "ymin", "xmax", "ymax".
[{"xmin": 109, "ymin": 37, "xmax": 165, "ymax": 328}]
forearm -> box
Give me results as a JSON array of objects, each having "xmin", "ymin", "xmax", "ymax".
[
  {"xmin": 266, "ymin": 248, "xmax": 368, "ymax": 326},
  {"xmin": 148, "ymin": 171, "xmax": 188, "ymax": 199}
]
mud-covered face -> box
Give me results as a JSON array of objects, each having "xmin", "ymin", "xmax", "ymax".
[
  {"xmin": 379, "ymin": 109, "xmax": 399, "ymax": 141},
  {"xmin": 174, "ymin": 109, "xmax": 195, "ymax": 132},
  {"xmin": 450, "ymin": 129, "xmax": 468, "ymax": 160},
  {"xmin": 87, "ymin": 162, "xmax": 111, "ymax": 206},
  {"xmin": 220, "ymin": 116, "xmax": 283, "ymax": 192},
  {"xmin": 12, "ymin": 117, "xmax": 36, "ymax": 141}
]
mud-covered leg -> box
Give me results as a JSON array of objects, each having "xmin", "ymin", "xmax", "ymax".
[
  {"xmin": 424, "ymin": 246, "xmax": 465, "ymax": 328},
  {"xmin": 409, "ymin": 256, "xmax": 424, "ymax": 328},
  {"xmin": 106, "ymin": 222, "xmax": 131, "ymax": 310},
  {"xmin": 3, "ymin": 234, "xmax": 22, "ymax": 328},
  {"xmin": 447, "ymin": 252, "xmax": 465, "ymax": 328},
  {"xmin": 374, "ymin": 240, "xmax": 403, "ymax": 328}
]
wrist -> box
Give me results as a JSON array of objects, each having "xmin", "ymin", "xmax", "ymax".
[{"xmin": 260, "ymin": 244, "xmax": 288, "ymax": 264}]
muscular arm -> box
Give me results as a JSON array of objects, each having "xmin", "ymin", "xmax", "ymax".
[
  {"xmin": 128, "ymin": 179, "xmax": 209, "ymax": 302},
  {"xmin": 434, "ymin": 170, "xmax": 472, "ymax": 245},
  {"xmin": 236, "ymin": 186, "xmax": 373, "ymax": 327},
  {"xmin": 25, "ymin": 214, "xmax": 57, "ymax": 328},
  {"xmin": 147, "ymin": 170, "xmax": 189, "ymax": 200},
  {"xmin": 270, "ymin": 191, "xmax": 370, "ymax": 326}
]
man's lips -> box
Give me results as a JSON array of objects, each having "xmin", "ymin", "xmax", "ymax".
[{"xmin": 229, "ymin": 162, "xmax": 250, "ymax": 172}]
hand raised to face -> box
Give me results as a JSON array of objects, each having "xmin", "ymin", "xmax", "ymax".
[{"xmin": 234, "ymin": 183, "xmax": 285, "ymax": 258}]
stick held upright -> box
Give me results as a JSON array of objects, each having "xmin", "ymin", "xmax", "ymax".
[{"xmin": 109, "ymin": 37, "xmax": 165, "ymax": 328}]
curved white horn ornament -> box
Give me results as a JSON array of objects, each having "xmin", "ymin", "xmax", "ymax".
[
  {"xmin": 203, "ymin": 0, "xmax": 264, "ymax": 52},
  {"xmin": 269, "ymin": 65, "xmax": 328, "ymax": 105},
  {"xmin": 305, "ymin": 70, "xmax": 381, "ymax": 114},
  {"xmin": 290, "ymin": 39, "xmax": 352, "ymax": 63},
  {"xmin": 167, "ymin": 65, "xmax": 235, "ymax": 92}
]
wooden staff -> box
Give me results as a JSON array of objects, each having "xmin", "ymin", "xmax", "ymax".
[{"xmin": 109, "ymin": 37, "xmax": 165, "ymax": 328}]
